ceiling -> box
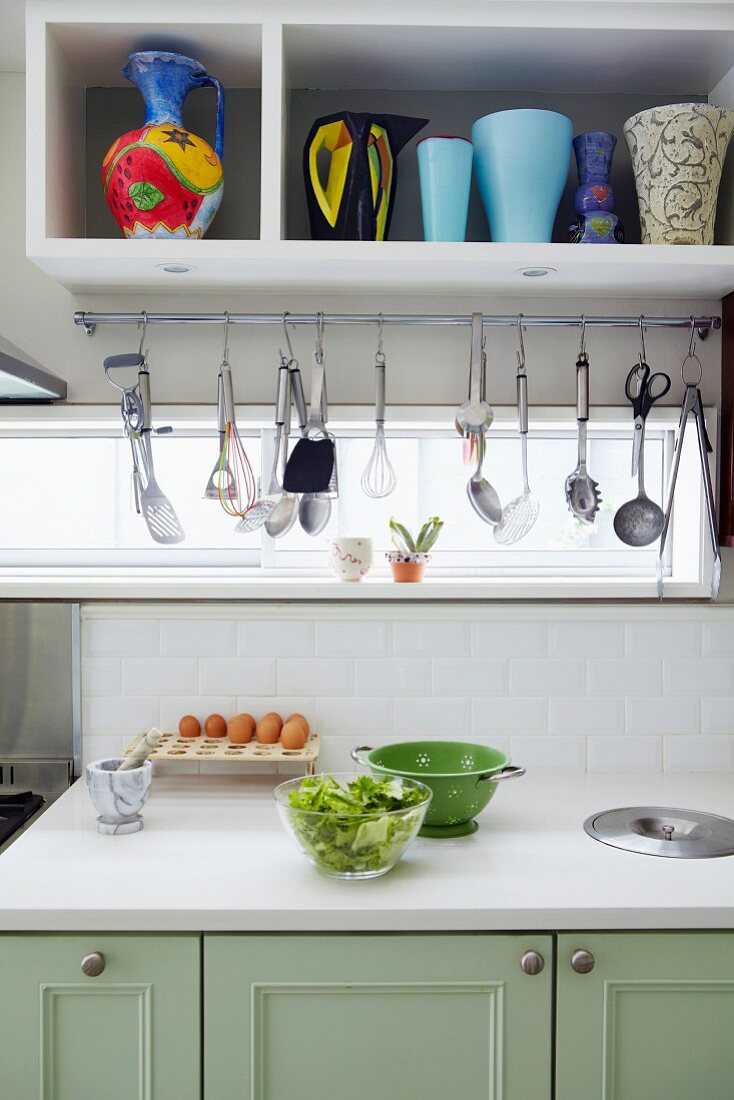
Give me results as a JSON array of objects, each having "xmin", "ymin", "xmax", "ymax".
[{"xmin": 0, "ymin": 0, "xmax": 25, "ymax": 71}]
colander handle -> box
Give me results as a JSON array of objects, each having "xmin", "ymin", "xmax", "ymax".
[
  {"xmin": 351, "ymin": 745, "xmax": 373, "ymax": 767},
  {"xmin": 478, "ymin": 764, "xmax": 526, "ymax": 784}
]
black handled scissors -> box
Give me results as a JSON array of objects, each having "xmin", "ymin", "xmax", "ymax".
[{"xmin": 624, "ymin": 362, "xmax": 671, "ymax": 475}]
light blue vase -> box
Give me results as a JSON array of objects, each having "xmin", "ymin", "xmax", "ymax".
[
  {"xmin": 471, "ymin": 109, "xmax": 573, "ymax": 242},
  {"xmin": 416, "ymin": 136, "xmax": 473, "ymax": 242}
]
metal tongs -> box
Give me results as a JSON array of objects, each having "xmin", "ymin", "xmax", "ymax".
[{"xmin": 657, "ymin": 323, "xmax": 720, "ymax": 601}]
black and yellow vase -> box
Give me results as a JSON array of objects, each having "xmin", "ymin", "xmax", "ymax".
[{"xmin": 304, "ymin": 111, "xmax": 428, "ymax": 241}]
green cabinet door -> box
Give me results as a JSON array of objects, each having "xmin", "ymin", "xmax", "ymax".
[
  {"xmin": 0, "ymin": 933, "xmax": 200, "ymax": 1100},
  {"xmin": 557, "ymin": 932, "xmax": 734, "ymax": 1100},
  {"xmin": 205, "ymin": 933, "xmax": 552, "ymax": 1100}
]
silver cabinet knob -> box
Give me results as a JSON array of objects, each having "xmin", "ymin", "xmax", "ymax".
[
  {"xmin": 520, "ymin": 950, "xmax": 545, "ymax": 975},
  {"xmin": 81, "ymin": 952, "xmax": 106, "ymax": 977},
  {"xmin": 571, "ymin": 949, "xmax": 595, "ymax": 974}
]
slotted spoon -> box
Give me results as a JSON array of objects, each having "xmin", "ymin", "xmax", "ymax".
[
  {"xmin": 138, "ymin": 368, "xmax": 185, "ymax": 545},
  {"xmin": 495, "ymin": 361, "xmax": 539, "ymax": 544}
]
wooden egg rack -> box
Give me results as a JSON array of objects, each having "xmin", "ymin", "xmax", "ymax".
[{"xmin": 122, "ymin": 731, "xmax": 320, "ymax": 774}]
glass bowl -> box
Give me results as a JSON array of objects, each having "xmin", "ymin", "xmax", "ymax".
[{"xmin": 274, "ymin": 772, "xmax": 432, "ymax": 879}]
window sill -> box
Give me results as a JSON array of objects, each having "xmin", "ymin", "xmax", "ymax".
[{"xmin": 0, "ymin": 570, "xmax": 710, "ymax": 601}]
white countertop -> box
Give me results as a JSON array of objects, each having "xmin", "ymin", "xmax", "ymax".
[{"xmin": 1, "ymin": 772, "xmax": 734, "ymax": 932}]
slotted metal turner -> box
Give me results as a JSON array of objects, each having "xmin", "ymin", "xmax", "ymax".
[{"xmin": 138, "ymin": 368, "xmax": 185, "ymax": 545}]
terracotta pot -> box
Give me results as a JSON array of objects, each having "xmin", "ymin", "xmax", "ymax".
[
  {"xmin": 386, "ymin": 551, "xmax": 431, "ymax": 583},
  {"xmin": 390, "ymin": 561, "xmax": 426, "ymax": 583}
]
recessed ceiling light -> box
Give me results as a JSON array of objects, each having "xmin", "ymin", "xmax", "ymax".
[
  {"xmin": 517, "ymin": 266, "xmax": 557, "ymax": 278},
  {"xmin": 157, "ymin": 263, "xmax": 194, "ymax": 274}
]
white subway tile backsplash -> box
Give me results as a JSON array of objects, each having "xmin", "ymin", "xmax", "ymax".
[
  {"xmin": 663, "ymin": 659, "xmax": 734, "ymax": 696},
  {"xmin": 356, "ymin": 659, "xmax": 430, "ymax": 697},
  {"xmin": 626, "ymin": 621, "xmax": 701, "ymax": 658},
  {"xmin": 549, "ymin": 698, "xmax": 624, "ymax": 736},
  {"xmin": 122, "ymin": 658, "xmax": 197, "ymax": 697},
  {"xmin": 625, "ymin": 696, "xmax": 699, "ymax": 735},
  {"xmin": 510, "ymin": 659, "xmax": 585, "ymax": 696},
  {"xmin": 237, "ymin": 620, "xmax": 314, "ymax": 657},
  {"xmin": 510, "ymin": 735, "xmax": 586, "ymax": 773},
  {"xmin": 664, "ymin": 736, "xmax": 734, "ymax": 772},
  {"xmin": 158, "ymin": 696, "xmax": 236, "ymax": 732},
  {"xmin": 279, "ymin": 659, "xmax": 354, "ymax": 697},
  {"xmin": 79, "ymin": 609, "xmax": 734, "ymax": 775},
  {"xmin": 433, "ymin": 659, "xmax": 508, "ymax": 697},
  {"xmin": 394, "ymin": 620, "xmax": 469, "ymax": 657},
  {"xmin": 316, "ymin": 697, "xmax": 392, "ymax": 736},
  {"xmin": 701, "ymin": 697, "xmax": 734, "ymax": 735},
  {"xmin": 587, "ymin": 659, "xmax": 661, "ymax": 697},
  {"xmin": 471, "ymin": 697, "xmax": 547, "ymax": 736},
  {"xmin": 588, "ymin": 736, "xmax": 662, "ymax": 773},
  {"xmin": 471, "ymin": 621, "xmax": 547, "ymax": 658},
  {"xmin": 82, "ymin": 734, "xmax": 124, "ymax": 766},
  {"xmin": 82, "ymin": 658, "xmax": 121, "ymax": 697},
  {"xmin": 549, "ymin": 621, "xmax": 624, "ymax": 658},
  {"xmin": 200, "ymin": 658, "xmax": 276, "ymax": 696},
  {"xmin": 393, "ymin": 696, "xmax": 471, "ymax": 736},
  {"xmin": 316, "ymin": 621, "xmax": 391, "ymax": 658},
  {"xmin": 83, "ymin": 696, "xmax": 158, "ymax": 736},
  {"xmin": 160, "ymin": 619, "xmax": 236, "ymax": 657},
  {"xmin": 702, "ymin": 621, "xmax": 734, "ymax": 656},
  {"xmin": 83, "ymin": 619, "xmax": 157, "ymax": 657}
]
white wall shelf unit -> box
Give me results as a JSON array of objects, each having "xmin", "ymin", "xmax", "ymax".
[{"xmin": 25, "ymin": 1, "xmax": 734, "ymax": 295}]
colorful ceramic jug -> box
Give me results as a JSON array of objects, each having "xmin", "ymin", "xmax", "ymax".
[
  {"xmin": 570, "ymin": 131, "xmax": 623, "ymax": 244},
  {"xmin": 102, "ymin": 51, "xmax": 224, "ymax": 239},
  {"xmin": 303, "ymin": 111, "xmax": 428, "ymax": 240}
]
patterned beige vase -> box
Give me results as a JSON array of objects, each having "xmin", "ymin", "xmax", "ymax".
[{"xmin": 624, "ymin": 102, "xmax": 734, "ymax": 244}]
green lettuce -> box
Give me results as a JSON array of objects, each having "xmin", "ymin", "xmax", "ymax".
[{"xmin": 285, "ymin": 774, "xmax": 427, "ymax": 875}]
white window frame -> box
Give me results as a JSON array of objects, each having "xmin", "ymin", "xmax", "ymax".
[{"xmin": 0, "ymin": 403, "xmax": 717, "ymax": 601}]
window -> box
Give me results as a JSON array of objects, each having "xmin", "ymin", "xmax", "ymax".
[{"xmin": 0, "ymin": 405, "xmax": 715, "ymax": 597}]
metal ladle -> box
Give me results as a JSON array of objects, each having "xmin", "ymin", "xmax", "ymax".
[
  {"xmin": 467, "ymin": 433, "xmax": 503, "ymax": 525},
  {"xmin": 614, "ymin": 330, "xmax": 671, "ymax": 547},
  {"xmin": 565, "ymin": 320, "xmax": 602, "ymax": 524}
]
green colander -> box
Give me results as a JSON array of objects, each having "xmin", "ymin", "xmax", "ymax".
[{"xmin": 352, "ymin": 741, "xmax": 525, "ymax": 838}]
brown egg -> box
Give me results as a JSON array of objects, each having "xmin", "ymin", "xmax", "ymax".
[
  {"xmin": 178, "ymin": 715, "xmax": 201, "ymax": 738},
  {"xmin": 204, "ymin": 713, "xmax": 228, "ymax": 739},
  {"xmin": 285, "ymin": 713, "xmax": 309, "ymax": 735},
  {"xmin": 262, "ymin": 711, "xmax": 284, "ymax": 733},
  {"xmin": 256, "ymin": 717, "xmax": 281, "ymax": 744},
  {"xmin": 281, "ymin": 721, "xmax": 307, "ymax": 751},
  {"xmin": 228, "ymin": 713, "xmax": 255, "ymax": 744}
]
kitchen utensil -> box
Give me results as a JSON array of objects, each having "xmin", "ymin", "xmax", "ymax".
[
  {"xmin": 215, "ymin": 315, "xmax": 261, "ymax": 525},
  {"xmin": 361, "ymin": 316, "xmax": 397, "ymax": 498},
  {"xmin": 283, "ymin": 315, "xmax": 336, "ymax": 496},
  {"xmin": 455, "ymin": 312, "xmax": 493, "ymax": 436},
  {"xmin": 121, "ymin": 729, "xmax": 320, "ymax": 774},
  {"xmin": 138, "ymin": 366, "xmax": 185, "ymax": 544},
  {"xmin": 352, "ymin": 741, "xmax": 525, "ymax": 838},
  {"xmin": 467, "ymin": 432, "xmax": 503, "ymax": 525},
  {"xmin": 117, "ymin": 727, "xmax": 162, "ymax": 771},
  {"xmin": 86, "ymin": 758, "xmax": 152, "ymax": 835},
  {"xmin": 264, "ymin": 347, "xmax": 298, "ymax": 538},
  {"xmin": 274, "ymin": 772, "xmax": 432, "ymax": 878},
  {"xmin": 103, "ymin": 323, "xmax": 149, "ymax": 515},
  {"xmin": 204, "ymin": 371, "xmax": 235, "ymax": 500},
  {"xmin": 565, "ymin": 327, "xmax": 602, "ymax": 523},
  {"xmin": 495, "ymin": 318, "xmax": 539, "ymax": 543},
  {"xmin": 657, "ymin": 326, "xmax": 721, "ymax": 600},
  {"xmin": 614, "ymin": 346, "xmax": 670, "ymax": 546}
]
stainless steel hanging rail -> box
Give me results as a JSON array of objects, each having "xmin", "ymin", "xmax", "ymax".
[{"xmin": 73, "ymin": 311, "xmax": 721, "ymax": 338}]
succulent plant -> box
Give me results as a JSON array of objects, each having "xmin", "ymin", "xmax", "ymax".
[{"xmin": 389, "ymin": 516, "xmax": 444, "ymax": 556}]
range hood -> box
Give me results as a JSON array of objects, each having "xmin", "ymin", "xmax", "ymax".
[{"xmin": 0, "ymin": 335, "xmax": 67, "ymax": 402}]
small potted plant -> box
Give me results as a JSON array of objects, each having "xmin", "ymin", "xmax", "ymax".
[{"xmin": 387, "ymin": 516, "xmax": 444, "ymax": 583}]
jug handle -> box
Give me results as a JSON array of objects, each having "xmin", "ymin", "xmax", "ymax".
[{"xmin": 193, "ymin": 75, "xmax": 225, "ymax": 161}]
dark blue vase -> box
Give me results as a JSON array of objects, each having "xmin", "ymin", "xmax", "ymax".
[{"xmin": 570, "ymin": 131, "xmax": 623, "ymax": 244}]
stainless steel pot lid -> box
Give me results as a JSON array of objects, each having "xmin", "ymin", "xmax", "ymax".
[{"xmin": 584, "ymin": 806, "xmax": 734, "ymax": 858}]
